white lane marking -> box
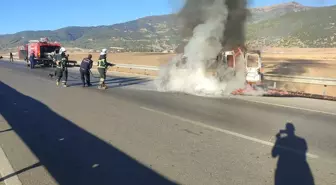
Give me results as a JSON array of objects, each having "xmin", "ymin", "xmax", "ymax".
[
  {"xmin": 235, "ymin": 97, "xmax": 336, "ymax": 116},
  {"xmin": 0, "ymin": 146, "xmax": 22, "ymax": 185},
  {"xmin": 140, "ymin": 106, "xmax": 319, "ymax": 159}
]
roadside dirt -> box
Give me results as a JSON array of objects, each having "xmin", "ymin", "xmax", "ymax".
[
  {"xmin": 262, "ymin": 59, "xmax": 336, "ymax": 78},
  {"xmin": 261, "ymin": 47, "xmax": 336, "ymax": 60}
]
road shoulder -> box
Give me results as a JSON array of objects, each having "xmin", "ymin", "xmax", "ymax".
[{"xmin": 234, "ymin": 95, "xmax": 336, "ymax": 116}]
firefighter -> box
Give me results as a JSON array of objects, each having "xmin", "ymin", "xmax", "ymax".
[
  {"xmin": 97, "ymin": 49, "xmax": 113, "ymax": 89},
  {"xmin": 29, "ymin": 51, "xmax": 36, "ymax": 69},
  {"xmin": 55, "ymin": 47, "xmax": 69, "ymax": 87},
  {"xmin": 80, "ymin": 54, "xmax": 93, "ymax": 87}
]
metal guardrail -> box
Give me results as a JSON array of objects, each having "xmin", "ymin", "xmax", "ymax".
[
  {"xmin": 114, "ymin": 64, "xmax": 159, "ymax": 71},
  {"xmin": 113, "ymin": 64, "xmax": 336, "ymax": 86},
  {"xmin": 1, "ymin": 58, "xmax": 335, "ymax": 86}
]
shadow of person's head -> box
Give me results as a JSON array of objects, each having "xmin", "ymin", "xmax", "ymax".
[
  {"xmin": 284, "ymin": 122, "xmax": 295, "ymax": 136},
  {"xmin": 276, "ymin": 122, "xmax": 296, "ymax": 139}
]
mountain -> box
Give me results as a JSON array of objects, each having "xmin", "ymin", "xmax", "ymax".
[
  {"xmin": 247, "ymin": 4, "xmax": 336, "ymax": 47},
  {"xmin": 0, "ymin": 14, "xmax": 181, "ymax": 51},
  {"xmin": 248, "ymin": 1, "xmax": 312, "ymax": 23},
  {"xmin": 0, "ymin": 2, "xmax": 335, "ymax": 51}
]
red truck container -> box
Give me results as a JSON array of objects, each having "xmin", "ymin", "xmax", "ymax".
[{"xmin": 18, "ymin": 38, "xmax": 61, "ymax": 67}]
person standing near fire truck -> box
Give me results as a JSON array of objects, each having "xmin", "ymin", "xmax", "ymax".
[
  {"xmin": 97, "ymin": 48, "xmax": 113, "ymax": 89},
  {"xmin": 29, "ymin": 51, "xmax": 36, "ymax": 69},
  {"xmin": 55, "ymin": 47, "xmax": 69, "ymax": 87}
]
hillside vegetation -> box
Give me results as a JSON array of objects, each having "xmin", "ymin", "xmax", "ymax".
[
  {"xmin": 247, "ymin": 5, "xmax": 336, "ymax": 47},
  {"xmin": 0, "ymin": 2, "xmax": 335, "ymax": 51}
]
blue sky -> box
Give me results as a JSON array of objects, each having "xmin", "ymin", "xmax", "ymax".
[{"xmin": 0, "ymin": 0, "xmax": 334, "ymax": 34}]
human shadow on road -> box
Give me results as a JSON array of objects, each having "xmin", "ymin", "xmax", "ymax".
[
  {"xmin": 69, "ymin": 77, "xmax": 152, "ymax": 88},
  {"xmin": 0, "ymin": 81, "xmax": 177, "ymax": 185},
  {"xmin": 272, "ymin": 123, "xmax": 315, "ymax": 185},
  {"xmin": 105, "ymin": 77, "xmax": 152, "ymax": 88}
]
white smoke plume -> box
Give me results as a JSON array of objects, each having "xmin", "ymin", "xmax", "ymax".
[{"xmin": 155, "ymin": 0, "xmax": 250, "ymax": 97}]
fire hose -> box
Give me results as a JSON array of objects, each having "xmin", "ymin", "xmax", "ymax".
[
  {"xmin": 90, "ymin": 64, "xmax": 113, "ymax": 79},
  {"xmin": 48, "ymin": 69, "xmax": 80, "ymax": 80},
  {"xmin": 89, "ymin": 70, "xmax": 100, "ymax": 79},
  {"xmin": 49, "ymin": 62, "xmax": 113, "ymax": 79},
  {"xmin": 49, "ymin": 69, "xmax": 102, "ymax": 80}
]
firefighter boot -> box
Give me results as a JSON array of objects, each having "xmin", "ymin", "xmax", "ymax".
[
  {"xmin": 98, "ymin": 83, "xmax": 107, "ymax": 90},
  {"xmin": 98, "ymin": 82, "xmax": 103, "ymax": 89},
  {"xmin": 103, "ymin": 83, "xmax": 108, "ymax": 89},
  {"xmin": 62, "ymin": 81, "xmax": 68, "ymax": 87},
  {"xmin": 98, "ymin": 84, "xmax": 106, "ymax": 90},
  {"xmin": 98, "ymin": 78, "xmax": 105, "ymax": 90}
]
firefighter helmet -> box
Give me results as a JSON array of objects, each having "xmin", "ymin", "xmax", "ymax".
[
  {"xmin": 100, "ymin": 48, "xmax": 107, "ymax": 55},
  {"xmin": 60, "ymin": 47, "xmax": 66, "ymax": 53}
]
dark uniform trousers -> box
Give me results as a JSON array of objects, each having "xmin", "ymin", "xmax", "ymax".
[
  {"xmin": 56, "ymin": 67, "xmax": 68, "ymax": 84},
  {"xmin": 98, "ymin": 68, "xmax": 106, "ymax": 81},
  {"xmin": 80, "ymin": 69, "xmax": 91, "ymax": 85}
]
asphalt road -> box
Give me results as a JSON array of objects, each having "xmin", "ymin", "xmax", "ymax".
[{"xmin": 0, "ymin": 60, "xmax": 335, "ymax": 185}]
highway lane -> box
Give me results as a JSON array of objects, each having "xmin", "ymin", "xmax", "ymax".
[{"xmin": 0, "ymin": 60, "xmax": 336, "ymax": 185}]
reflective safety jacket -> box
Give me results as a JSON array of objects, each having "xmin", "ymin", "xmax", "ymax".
[
  {"xmin": 97, "ymin": 55, "xmax": 108, "ymax": 69},
  {"xmin": 57, "ymin": 52, "xmax": 68, "ymax": 69}
]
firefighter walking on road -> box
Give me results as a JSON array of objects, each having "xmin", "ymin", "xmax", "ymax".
[
  {"xmin": 55, "ymin": 47, "xmax": 69, "ymax": 87},
  {"xmin": 97, "ymin": 49, "xmax": 113, "ymax": 89},
  {"xmin": 80, "ymin": 54, "xmax": 93, "ymax": 87}
]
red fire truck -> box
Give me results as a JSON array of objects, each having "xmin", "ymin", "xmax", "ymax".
[{"xmin": 18, "ymin": 38, "xmax": 61, "ymax": 67}]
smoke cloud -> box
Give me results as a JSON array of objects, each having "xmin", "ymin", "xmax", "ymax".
[
  {"xmin": 155, "ymin": 0, "xmax": 250, "ymax": 97},
  {"xmin": 178, "ymin": 0, "xmax": 249, "ymax": 50}
]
